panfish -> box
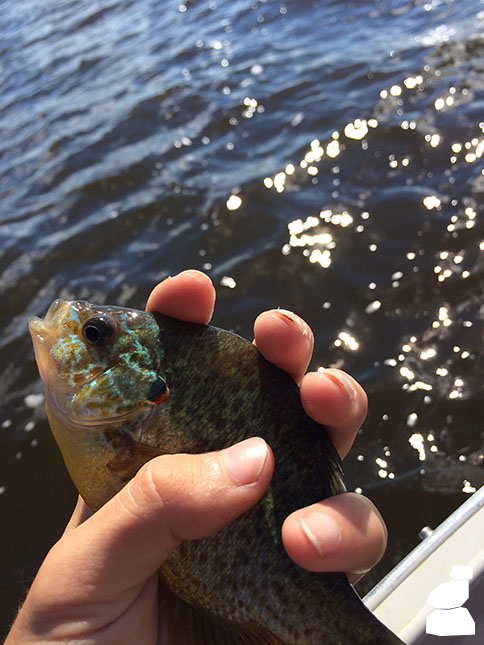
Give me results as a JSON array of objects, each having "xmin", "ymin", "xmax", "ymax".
[{"xmin": 29, "ymin": 298, "xmax": 403, "ymax": 644}]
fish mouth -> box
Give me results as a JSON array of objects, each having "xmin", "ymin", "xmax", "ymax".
[
  {"xmin": 29, "ymin": 300, "xmax": 66, "ymax": 383},
  {"xmin": 28, "ymin": 299, "xmax": 91, "ymax": 385},
  {"xmin": 29, "ymin": 298, "xmax": 74, "ymax": 332}
]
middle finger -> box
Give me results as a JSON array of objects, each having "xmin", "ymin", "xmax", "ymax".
[{"xmin": 253, "ymin": 310, "xmax": 314, "ymax": 383}]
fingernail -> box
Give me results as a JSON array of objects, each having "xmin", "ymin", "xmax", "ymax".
[
  {"xmin": 276, "ymin": 309, "xmax": 304, "ymax": 328},
  {"xmin": 299, "ymin": 513, "xmax": 342, "ymax": 558},
  {"xmin": 321, "ymin": 368, "xmax": 357, "ymax": 402},
  {"xmin": 274, "ymin": 309, "xmax": 312, "ymax": 344},
  {"xmin": 178, "ymin": 269, "xmax": 211, "ymax": 281},
  {"xmin": 223, "ymin": 437, "xmax": 268, "ymax": 485}
]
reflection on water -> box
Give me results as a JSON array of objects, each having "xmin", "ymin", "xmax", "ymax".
[{"xmin": 1, "ymin": 0, "xmax": 484, "ymax": 633}]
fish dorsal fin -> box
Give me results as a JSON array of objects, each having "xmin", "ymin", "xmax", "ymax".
[{"xmin": 159, "ymin": 580, "xmax": 285, "ymax": 645}]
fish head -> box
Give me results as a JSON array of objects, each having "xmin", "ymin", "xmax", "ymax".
[
  {"xmin": 29, "ymin": 299, "xmax": 165, "ymax": 425},
  {"xmin": 29, "ymin": 299, "xmax": 167, "ymax": 508}
]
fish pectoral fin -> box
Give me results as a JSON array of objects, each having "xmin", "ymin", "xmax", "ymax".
[
  {"xmin": 106, "ymin": 431, "xmax": 165, "ymax": 482},
  {"xmin": 159, "ymin": 579, "xmax": 286, "ymax": 645}
]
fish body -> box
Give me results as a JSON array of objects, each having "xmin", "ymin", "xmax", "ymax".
[{"xmin": 29, "ymin": 299, "xmax": 402, "ymax": 644}]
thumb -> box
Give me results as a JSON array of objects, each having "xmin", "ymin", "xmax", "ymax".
[{"xmin": 34, "ymin": 437, "xmax": 273, "ymax": 604}]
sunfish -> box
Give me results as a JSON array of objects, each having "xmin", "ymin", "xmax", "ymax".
[{"xmin": 29, "ymin": 298, "xmax": 403, "ymax": 644}]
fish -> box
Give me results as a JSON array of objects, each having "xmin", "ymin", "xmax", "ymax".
[{"xmin": 29, "ymin": 298, "xmax": 403, "ymax": 644}]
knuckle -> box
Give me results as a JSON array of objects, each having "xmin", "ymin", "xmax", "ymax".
[{"xmin": 138, "ymin": 456, "xmax": 173, "ymax": 506}]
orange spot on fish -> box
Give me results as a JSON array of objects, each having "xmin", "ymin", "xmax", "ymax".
[{"xmin": 153, "ymin": 392, "xmax": 169, "ymax": 405}]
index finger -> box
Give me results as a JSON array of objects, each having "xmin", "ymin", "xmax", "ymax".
[
  {"xmin": 145, "ymin": 270, "xmax": 215, "ymax": 323},
  {"xmin": 253, "ymin": 310, "xmax": 314, "ymax": 383}
]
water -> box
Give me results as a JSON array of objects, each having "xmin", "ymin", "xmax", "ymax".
[{"xmin": 1, "ymin": 0, "xmax": 484, "ymax": 636}]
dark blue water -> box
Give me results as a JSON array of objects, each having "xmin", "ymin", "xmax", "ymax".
[{"xmin": 1, "ymin": 0, "xmax": 484, "ymax": 636}]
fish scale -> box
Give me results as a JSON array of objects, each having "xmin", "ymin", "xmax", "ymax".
[{"xmin": 29, "ymin": 300, "xmax": 404, "ymax": 644}]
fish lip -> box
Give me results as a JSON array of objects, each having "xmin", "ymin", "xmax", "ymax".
[
  {"xmin": 28, "ymin": 299, "xmax": 72, "ymax": 332},
  {"xmin": 44, "ymin": 298, "xmax": 67, "ymax": 323},
  {"xmin": 29, "ymin": 320, "xmax": 54, "ymax": 385},
  {"xmin": 28, "ymin": 300, "xmax": 67, "ymax": 342},
  {"xmin": 28, "ymin": 299, "xmax": 93, "ymax": 334}
]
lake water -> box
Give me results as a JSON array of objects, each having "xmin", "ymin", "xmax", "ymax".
[{"xmin": 1, "ymin": 0, "xmax": 483, "ymax": 636}]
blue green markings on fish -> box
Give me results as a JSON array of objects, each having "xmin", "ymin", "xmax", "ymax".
[{"xmin": 29, "ymin": 299, "xmax": 404, "ymax": 644}]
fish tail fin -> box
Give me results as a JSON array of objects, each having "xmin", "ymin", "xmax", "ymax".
[{"xmin": 319, "ymin": 577, "xmax": 405, "ymax": 644}]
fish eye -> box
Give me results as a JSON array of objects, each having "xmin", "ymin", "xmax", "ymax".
[{"xmin": 82, "ymin": 315, "xmax": 115, "ymax": 346}]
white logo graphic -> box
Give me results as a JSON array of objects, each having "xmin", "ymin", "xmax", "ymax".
[{"xmin": 426, "ymin": 565, "xmax": 475, "ymax": 636}]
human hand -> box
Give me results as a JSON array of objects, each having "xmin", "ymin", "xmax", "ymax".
[
  {"xmin": 146, "ymin": 270, "xmax": 385, "ymax": 584},
  {"xmin": 6, "ymin": 270, "xmax": 386, "ymax": 644}
]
